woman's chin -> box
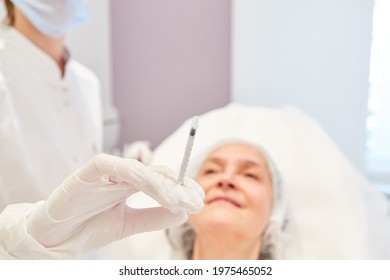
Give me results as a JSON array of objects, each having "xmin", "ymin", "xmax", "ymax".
[{"xmin": 192, "ymin": 208, "xmax": 239, "ymax": 230}]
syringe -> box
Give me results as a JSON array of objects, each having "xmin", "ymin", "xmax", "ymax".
[{"xmin": 177, "ymin": 116, "xmax": 199, "ymax": 185}]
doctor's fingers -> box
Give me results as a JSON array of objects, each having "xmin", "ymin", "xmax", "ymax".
[
  {"xmin": 75, "ymin": 154, "xmax": 204, "ymax": 213},
  {"xmin": 76, "ymin": 154, "xmax": 153, "ymax": 186},
  {"xmin": 133, "ymin": 169, "xmax": 204, "ymax": 214},
  {"xmin": 99, "ymin": 161, "xmax": 205, "ymax": 214},
  {"xmin": 121, "ymin": 207, "xmax": 188, "ymax": 236},
  {"xmin": 150, "ymin": 165, "xmax": 205, "ymax": 200}
]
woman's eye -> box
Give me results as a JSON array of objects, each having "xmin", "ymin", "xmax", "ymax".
[
  {"xmin": 245, "ymin": 173, "xmax": 259, "ymax": 180},
  {"xmin": 203, "ymin": 169, "xmax": 217, "ymax": 175}
]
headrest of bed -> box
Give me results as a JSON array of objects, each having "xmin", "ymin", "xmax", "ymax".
[{"xmin": 151, "ymin": 102, "xmax": 390, "ymax": 259}]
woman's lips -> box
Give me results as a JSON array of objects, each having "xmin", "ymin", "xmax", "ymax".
[{"xmin": 207, "ymin": 197, "xmax": 241, "ymax": 207}]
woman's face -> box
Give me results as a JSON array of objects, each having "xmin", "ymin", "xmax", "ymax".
[{"xmin": 189, "ymin": 143, "xmax": 274, "ymax": 239}]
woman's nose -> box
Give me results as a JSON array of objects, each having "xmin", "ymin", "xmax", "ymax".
[{"xmin": 216, "ymin": 172, "xmax": 236, "ymax": 189}]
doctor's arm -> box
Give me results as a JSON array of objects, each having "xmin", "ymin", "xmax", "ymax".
[{"xmin": 0, "ymin": 154, "xmax": 204, "ymax": 259}]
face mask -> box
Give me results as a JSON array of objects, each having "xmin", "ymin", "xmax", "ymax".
[{"xmin": 10, "ymin": 0, "xmax": 90, "ymax": 37}]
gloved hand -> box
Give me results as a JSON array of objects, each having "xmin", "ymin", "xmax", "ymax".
[
  {"xmin": 123, "ymin": 140, "xmax": 153, "ymax": 164},
  {"xmin": 26, "ymin": 154, "xmax": 204, "ymax": 258}
]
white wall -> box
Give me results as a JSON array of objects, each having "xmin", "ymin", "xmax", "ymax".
[
  {"xmin": 232, "ymin": 0, "xmax": 375, "ymax": 171},
  {"xmin": 110, "ymin": 0, "xmax": 231, "ymax": 149},
  {"xmin": 66, "ymin": 0, "xmax": 119, "ymax": 153}
]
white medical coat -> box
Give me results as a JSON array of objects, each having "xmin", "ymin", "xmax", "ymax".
[
  {"xmin": 0, "ymin": 28, "xmax": 103, "ymax": 211},
  {"xmin": 0, "ymin": 202, "xmax": 61, "ymax": 259}
]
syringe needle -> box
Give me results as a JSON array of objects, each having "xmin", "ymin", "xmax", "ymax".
[{"xmin": 177, "ymin": 116, "xmax": 199, "ymax": 185}]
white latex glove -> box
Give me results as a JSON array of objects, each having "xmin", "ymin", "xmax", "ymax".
[
  {"xmin": 123, "ymin": 140, "xmax": 153, "ymax": 164},
  {"xmin": 26, "ymin": 154, "xmax": 204, "ymax": 258}
]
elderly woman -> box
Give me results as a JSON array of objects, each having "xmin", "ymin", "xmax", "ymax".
[{"xmin": 167, "ymin": 140, "xmax": 287, "ymax": 260}]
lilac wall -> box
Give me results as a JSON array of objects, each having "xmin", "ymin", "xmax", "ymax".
[{"xmin": 111, "ymin": 0, "xmax": 231, "ymax": 149}]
